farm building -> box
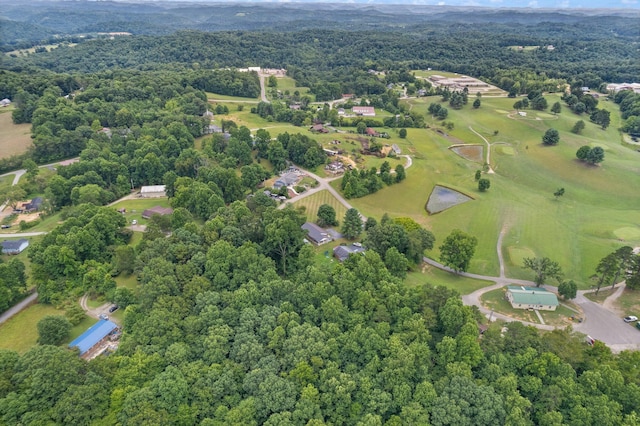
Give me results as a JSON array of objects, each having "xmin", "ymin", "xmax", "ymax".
[
  {"xmin": 274, "ymin": 172, "xmax": 300, "ymax": 189},
  {"xmin": 505, "ymin": 285, "xmax": 559, "ymax": 311},
  {"xmin": 333, "ymin": 244, "xmax": 365, "ymax": 262},
  {"xmin": 1, "ymin": 239, "xmax": 29, "ymax": 255},
  {"xmin": 352, "ymin": 106, "xmax": 376, "ymax": 116},
  {"xmin": 69, "ymin": 319, "xmax": 119, "ymax": 357},
  {"xmin": 392, "ymin": 144, "xmax": 401, "ymax": 154},
  {"xmin": 310, "ymin": 124, "xmax": 329, "ymax": 133},
  {"xmin": 142, "ymin": 206, "xmax": 174, "ymax": 219},
  {"xmin": 302, "ymin": 222, "xmax": 332, "ymax": 245},
  {"xmin": 140, "ymin": 185, "xmax": 166, "ymax": 198}
]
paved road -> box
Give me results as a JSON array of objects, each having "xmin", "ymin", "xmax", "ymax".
[
  {"xmin": 259, "ymin": 74, "xmax": 268, "ymax": 103},
  {"xmin": 425, "ymin": 225, "xmax": 640, "ymax": 351},
  {"xmin": 0, "ymin": 232, "xmax": 48, "ymax": 237},
  {"xmin": 0, "ymin": 292, "xmax": 38, "ymax": 325},
  {"xmin": 279, "ymin": 155, "xmax": 414, "ymax": 212}
]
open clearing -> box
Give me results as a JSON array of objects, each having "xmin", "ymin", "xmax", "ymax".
[
  {"xmin": 0, "ymin": 110, "xmax": 32, "ymax": 158},
  {"xmin": 292, "ymin": 190, "xmax": 348, "ymax": 224},
  {"xmin": 0, "ymin": 304, "xmax": 60, "ymax": 353},
  {"xmin": 109, "ymin": 197, "xmax": 172, "ymax": 226}
]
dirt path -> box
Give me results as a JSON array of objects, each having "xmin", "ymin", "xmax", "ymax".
[
  {"xmin": 79, "ymin": 294, "xmax": 113, "ymax": 321},
  {"xmin": 469, "ymin": 126, "xmax": 494, "ymax": 174},
  {"xmin": 602, "ymin": 282, "xmax": 626, "ymax": 313}
]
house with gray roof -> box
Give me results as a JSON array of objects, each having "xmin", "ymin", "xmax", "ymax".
[
  {"xmin": 506, "ymin": 285, "xmax": 558, "ymax": 311},
  {"xmin": 333, "ymin": 244, "xmax": 365, "ymax": 262},
  {"xmin": 1, "ymin": 239, "xmax": 29, "ymax": 255},
  {"xmin": 302, "ymin": 222, "xmax": 331, "ymax": 245},
  {"xmin": 274, "ymin": 172, "xmax": 299, "ymax": 189}
]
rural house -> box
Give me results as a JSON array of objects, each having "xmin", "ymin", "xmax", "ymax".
[
  {"xmin": 22, "ymin": 197, "xmax": 43, "ymax": 213},
  {"xmin": 140, "ymin": 185, "xmax": 166, "ymax": 198},
  {"xmin": 333, "ymin": 244, "xmax": 365, "ymax": 262},
  {"xmin": 505, "ymin": 285, "xmax": 559, "ymax": 311},
  {"xmin": 1, "ymin": 239, "xmax": 29, "ymax": 255},
  {"xmin": 274, "ymin": 172, "xmax": 299, "ymax": 189},
  {"xmin": 302, "ymin": 222, "xmax": 331, "ymax": 245}
]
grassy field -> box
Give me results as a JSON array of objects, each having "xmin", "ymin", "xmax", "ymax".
[
  {"xmin": 0, "ymin": 303, "xmax": 60, "ymax": 353},
  {"xmin": 335, "ymin": 94, "xmax": 640, "ymax": 286},
  {"xmin": 273, "ymin": 76, "xmax": 314, "ymax": 101},
  {"xmin": 0, "ymin": 109, "xmax": 32, "ymax": 159},
  {"xmin": 109, "ymin": 197, "xmax": 171, "ymax": 226},
  {"xmin": 291, "ymin": 190, "xmax": 348, "ymax": 224},
  {"xmin": 613, "ymin": 288, "xmax": 640, "ymax": 317},
  {"xmin": 405, "ymin": 266, "xmax": 492, "ymax": 295}
]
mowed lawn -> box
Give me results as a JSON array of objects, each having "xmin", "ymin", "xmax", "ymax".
[
  {"xmin": 291, "ymin": 190, "xmax": 348, "ymax": 224},
  {"xmin": 110, "ymin": 197, "xmax": 172, "ymax": 226},
  {"xmin": 0, "ymin": 110, "xmax": 32, "ymax": 158},
  {"xmin": 340, "ymin": 94, "xmax": 640, "ymax": 286},
  {"xmin": 0, "ymin": 304, "xmax": 60, "ymax": 353}
]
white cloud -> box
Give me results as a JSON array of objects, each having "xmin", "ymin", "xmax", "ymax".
[
  {"xmin": 490, "ymin": 0, "xmax": 504, "ymax": 3},
  {"xmin": 437, "ymin": 1, "xmax": 446, "ymax": 4},
  {"xmin": 621, "ymin": 0, "xmax": 638, "ymax": 4},
  {"xmin": 528, "ymin": 0, "xmax": 539, "ymax": 6}
]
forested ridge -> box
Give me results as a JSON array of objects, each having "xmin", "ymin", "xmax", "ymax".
[{"xmin": 4, "ymin": 26, "xmax": 638, "ymax": 87}]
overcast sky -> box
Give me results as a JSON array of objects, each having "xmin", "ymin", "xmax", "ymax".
[{"xmin": 121, "ymin": 0, "xmax": 639, "ymax": 8}]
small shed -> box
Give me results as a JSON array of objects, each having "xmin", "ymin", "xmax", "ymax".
[
  {"xmin": 142, "ymin": 206, "xmax": 174, "ymax": 219},
  {"xmin": 333, "ymin": 244, "xmax": 365, "ymax": 262},
  {"xmin": 392, "ymin": 144, "xmax": 401, "ymax": 154},
  {"xmin": 140, "ymin": 185, "xmax": 166, "ymax": 198},
  {"xmin": 69, "ymin": 319, "xmax": 118, "ymax": 356},
  {"xmin": 505, "ymin": 285, "xmax": 558, "ymax": 311},
  {"xmin": 1, "ymin": 239, "xmax": 29, "ymax": 255},
  {"xmin": 302, "ymin": 222, "xmax": 331, "ymax": 245},
  {"xmin": 0, "ymin": 99, "xmax": 11, "ymax": 107}
]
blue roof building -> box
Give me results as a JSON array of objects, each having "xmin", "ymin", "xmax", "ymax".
[{"xmin": 68, "ymin": 319, "xmax": 118, "ymax": 355}]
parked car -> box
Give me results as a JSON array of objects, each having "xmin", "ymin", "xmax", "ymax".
[
  {"xmin": 108, "ymin": 305, "xmax": 119, "ymax": 313},
  {"xmin": 0, "ymin": 224, "xmax": 11, "ymax": 229},
  {"xmin": 623, "ymin": 316, "xmax": 638, "ymax": 323},
  {"xmin": 99, "ymin": 314, "xmax": 108, "ymax": 320},
  {"xmin": 131, "ymin": 219, "xmax": 138, "ymax": 225},
  {"xmin": 636, "ymin": 322, "xmax": 640, "ymax": 331}
]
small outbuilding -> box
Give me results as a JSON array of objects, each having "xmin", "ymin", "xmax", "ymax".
[
  {"xmin": 302, "ymin": 222, "xmax": 332, "ymax": 245},
  {"xmin": 505, "ymin": 285, "xmax": 558, "ymax": 311},
  {"xmin": 0, "ymin": 99, "xmax": 11, "ymax": 107},
  {"xmin": 142, "ymin": 206, "xmax": 174, "ymax": 219},
  {"xmin": 22, "ymin": 197, "xmax": 43, "ymax": 213},
  {"xmin": 352, "ymin": 106, "xmax": 376, "ymax": 116},
  {"xmin": 1, "ymin": 239, "xmax": 29, "ymax": 255},
  {"xmin": 68, "ymin": 319, "xmax": 118, "ymax": 356},
  {"xmin": 140, "ymin": 185, "xmax": 167, "ymax": 198},
  {"xmin": 333, "ymin": 244, "xmax": 365, "ymax": 262}
]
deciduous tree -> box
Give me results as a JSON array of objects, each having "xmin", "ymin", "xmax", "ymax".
[
  {"xmin": 439, "ymin": 229, "xmax": 478, "ymax": 273},
  {"xmin": 523, "ymin": 257, "xmax": 563, "ymax": 287},
  {"xmin": 542, "ymin": 128, "xmax": 559, "ymax": 146},
  {"xmin": 37, "ymin": 315, "xmax": 72, "ymax": 345}
]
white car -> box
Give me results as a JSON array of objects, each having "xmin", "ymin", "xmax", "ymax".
[{"xmin": 623, "ymin": 316, "xmax": 638, "ymax": 323}]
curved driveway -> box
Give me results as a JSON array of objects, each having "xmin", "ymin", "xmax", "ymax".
[{"xmin": 425, "ymin": 224, "xmax": 640, "ymax": 351}]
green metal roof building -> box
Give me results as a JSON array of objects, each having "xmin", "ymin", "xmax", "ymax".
[{"xmin": 506, "ymin": 285, "xmax": 559, "ymax": 311}]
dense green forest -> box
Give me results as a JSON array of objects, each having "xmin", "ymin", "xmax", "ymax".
[
  {"xmin": 3, "ymin": 202, "xmax": 640, "ymax": 425},
  {"xmin": 1, "ymin": 3, "xmax": 640, "ymax": 424}
]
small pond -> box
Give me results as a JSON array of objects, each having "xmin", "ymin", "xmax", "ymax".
[{"xmin": 426, "ymin": 185, "xmax": 473, "ymax": 214}]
